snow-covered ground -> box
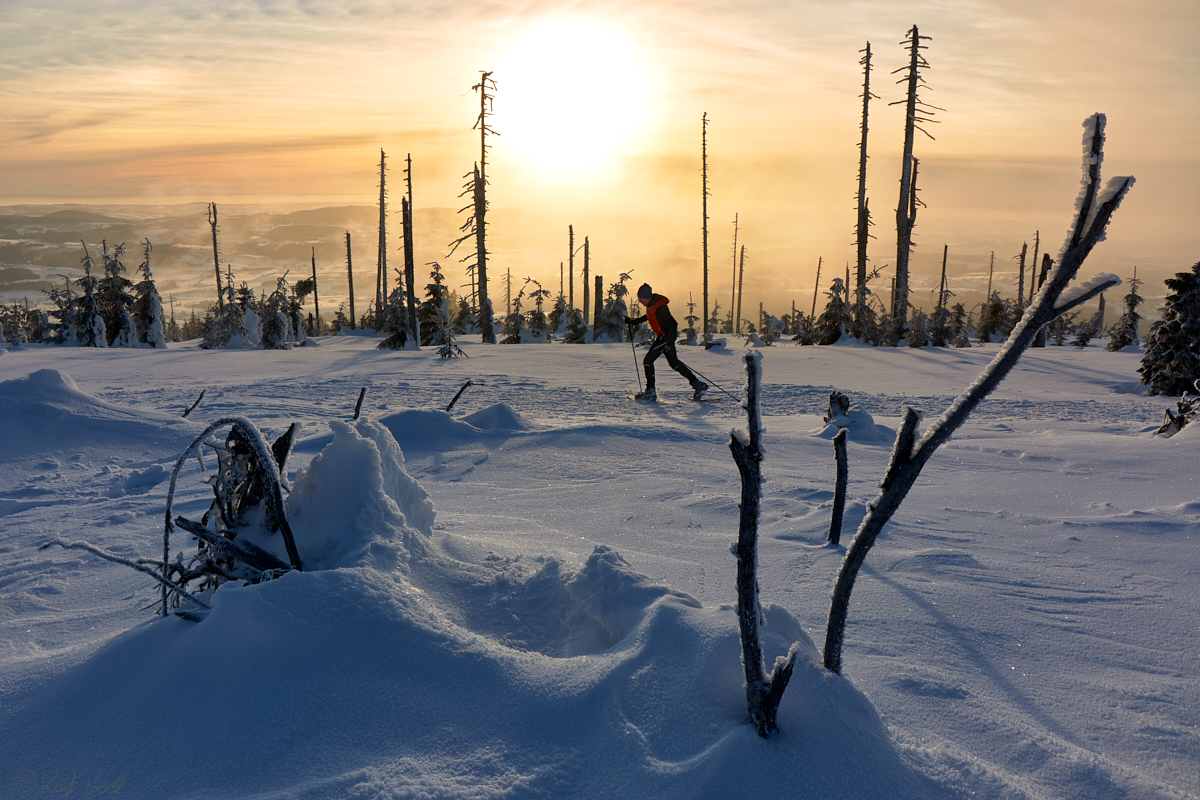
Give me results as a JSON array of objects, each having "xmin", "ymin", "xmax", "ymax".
[{"xmin": 0, "ymin": 335, "xmax": 1195, "ymax": 799}]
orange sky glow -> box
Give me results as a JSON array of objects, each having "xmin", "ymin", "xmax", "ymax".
[{"xmin": 2, "ymin": 0, "xmax": 1197, "ymax": 314}]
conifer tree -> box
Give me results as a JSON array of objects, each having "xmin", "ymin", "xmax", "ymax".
[
  {"xmin": 132, "ymin": 239, "xmax": 166, "ymax": 348},
  {"xmin": 418, "ymin": 262, "xmax": 452, "ymax": 346},
  {"xmin": 203, "ymin": 266, "xmax": 248, "ymax": 349},
  {"xmin": 97, "ymin": 240, "xmax": 136, "ymax": 347},
  {"xmin": 906, "ymin": 308, "xmax": 930, "ymax": 347},
  {"xmin": 816, "ymin": 278, "xmax": 852, "ymax": 345},
  {"xmin": 1139, "ymin": 262, "xmax": 1200, "ymax": 395},
  {"xmin": 74, "ymin": 243, "xmax": 106, "ymax": 347},
  {"xmin": 1107, "ymin": 270, "xmax": 1143, "ymax": 351},
  {"xmin": 525, "ymin": 278, "xmax": 551, "ymax": 342}
]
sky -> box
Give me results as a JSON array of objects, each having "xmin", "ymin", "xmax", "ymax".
[{"xmin": 2, "ymin": 0, "xmax": 1198, "ymax": 314}]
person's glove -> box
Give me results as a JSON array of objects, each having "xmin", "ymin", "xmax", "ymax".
[{"xmin": 624, "ymin": 316, "xmax": 635, "ymax": 326}]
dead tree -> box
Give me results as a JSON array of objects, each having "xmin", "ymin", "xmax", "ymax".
[
  {"xmin": 729, "ymin": 351, "xmax": 799, "ymax": 736},
  {"xmin": 855, "ymin": 42, "xmax": 879, "ymax": 332},
  {"xmin": 582, "ymin": 236, "xmax": 591, "ymax": 327},
  {"xmin": 311, "ymin": 247, "xmax": 321, "ymax": 335},
  {"xmin": 568, "ymin": 225, "xmax": 576, "ymax": 312},
  {"xmin": 823, "ymin": 113, "xmax": 1131, "ymax": 674},
  {"xmin": 377, "ymin": 149, "xmax": 388, "ymax": 328},
  {"xmin": 730, "ymin": 213, "xmax": 739, "ymax": 331},
  {"xmin": 810, "ymin": 256, "xmax": 823, "ymax": 321},
  {"xmin": 472, "ymin": 71, "xmax": 498, "ymax": 343},
  {"xmin": 701, "ymin": 112, "xmax": 712, "ymax": 348},
  {"xmin": 345, "ymin": 231, "xmax": 356, "ymax": 329},
  {"xmin": 736, "ymin": 245, "xmax": 747, "ymax": 334},
  {"xmin": 1029, "ymin": 230, "xmax": 1041, "ymax": 306},
  {"xmin": 1016, "ymin": 242, "xmax": 1028, "ymax": 307},
  {"xmin": 890, "ymin": 25, "xmax": 938, "ymax": 330},
  {"xmin": 208, "ymin": 203, "xmax": 223, "ymax": 308},
  {"xmin": 403, "ymin": 154, "xmax": 419, "ymax": 343}
]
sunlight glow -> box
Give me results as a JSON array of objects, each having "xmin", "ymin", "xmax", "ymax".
[{"xmin": 494, "ymin": 19, "xmax": 649, "ymax": 181}]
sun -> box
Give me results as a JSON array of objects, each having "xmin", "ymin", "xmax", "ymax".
[{"xmin": 493, "ymin": 19, "xmax": 649, "ymax": 181}]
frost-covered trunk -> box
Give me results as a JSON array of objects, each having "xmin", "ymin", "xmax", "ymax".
[
  {"xmin": 823, "ymin": 114, "xmax": 1132, "ymax": 674},
  {"xmin": 729, "ymin": 351, "xmax": 799, "ymax": 737}
]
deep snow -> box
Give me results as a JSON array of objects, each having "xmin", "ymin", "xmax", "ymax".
[{"xmin": 0, "ymin": 336, "xmax": 1195, "ymax": 799}]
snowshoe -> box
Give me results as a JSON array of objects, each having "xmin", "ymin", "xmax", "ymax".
[
  {"xmin": 632, "ymin": 389, "xmax": 658, "ymax": 402},
  {"xmin": 692, "ymin": 382, "xmax": 709, "ymax": 401}
]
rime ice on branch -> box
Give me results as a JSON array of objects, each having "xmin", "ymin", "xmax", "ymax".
[{"xmin": 823, "ymin": 114, "xmax": 1133, "ymax": 675}]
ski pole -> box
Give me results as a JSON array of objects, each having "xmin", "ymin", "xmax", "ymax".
[
  {"xmin": 686, "ymin": 365, "xmax": 740, "ymax": 402},
  {"xmin": 630, "ymin": 328, "xmax": 643, "ymax": 393}
]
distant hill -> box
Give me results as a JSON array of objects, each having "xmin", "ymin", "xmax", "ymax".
[{"xmin": 38, "ymin": 210, "xmax": 126, "ymax": 223}]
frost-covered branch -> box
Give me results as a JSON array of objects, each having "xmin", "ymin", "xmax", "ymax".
[
  {"xmin": 823, "ymin": 114, "xmax": 1134, "ymax": 674},
  {"xmin": 729, "ymin": 351, "xmax": 799, "ymax": 736},
  {"xmin": 164, "ymin": 416, "xmax": 302, "ymax": 615}
]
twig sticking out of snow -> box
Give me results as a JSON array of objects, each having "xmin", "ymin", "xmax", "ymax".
[
  {"xmin": 822, "ymin": 114, "xmax": 1134, "ymax": 675},
  {"xmin": 40, "ymin": 538, "xmax": 211, "ymax": 610},
  {"xmin": 729, "ymin": 351, "xmax": 799, "ymax": 737},
  {"xmin": 353, "ymin": 387, "xmax": 367, "ymax": 420},
  {"xmin": 446, "ymin": 380, "xmax": 473, "ymax": 413},
  {"xmin": 828, "ymin": 429, "xmax": 849, "ymax": 545},
  {"xmin": 182, "ymin": 389, "xmax": 205, "ymax": 418}
]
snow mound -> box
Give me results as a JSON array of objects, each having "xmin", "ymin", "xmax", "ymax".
[
  {"xmin": 460, "ymin": 402, "xmax": 534, "ymax": 432},
  {"xmin": 814, "ymin": 406, "xmax": 894, "ymax": 443},
  {"xmin": 285, "ymin": 418, "xmax": 434, "ymax": 570},
  {"xmin": 374, "ymin": 410, "xmax": 487, "ymax": 453},
  {"xmin": 0, "ymin": 368, "xmax": 194, "ymax": 482},
  {"xmin": 0, "ymin": 559, "xmax": 942, "ymax": 799}
]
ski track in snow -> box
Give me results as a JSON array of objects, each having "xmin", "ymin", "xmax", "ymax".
[{"xmin": 0, "ymin": 339, "xmax": 1195, "ymax": 800}]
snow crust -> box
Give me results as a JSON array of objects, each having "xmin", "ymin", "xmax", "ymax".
[{"xmin": 0, "ymin": 339, "xmax": 1195, "ymax": 799}]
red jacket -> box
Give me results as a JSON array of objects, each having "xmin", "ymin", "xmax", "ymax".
[{"xmin": 635, "ymin": 294, "xmax": 677, "ymax": 337}]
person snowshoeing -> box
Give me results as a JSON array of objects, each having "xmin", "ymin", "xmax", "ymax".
[{"xmin": 625, "ymin": 283, "xmax": 708, "ymax": 402}]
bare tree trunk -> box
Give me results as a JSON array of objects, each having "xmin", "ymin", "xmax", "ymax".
[
  {"xmin": 402, "ymin": 196, "xmax": 418, "ymax": 344},
  {"xmin": 736, "ymin": 245, "xmax": 746, "ymax": 334},
  {"xmin": 892, "ymin": 26, "xmax": 934, "ymax": 330},
  {"xmin": 1016, "ymin": 242, "xmax": 1028, "ymax": 307},
  {"xmin": 828, "ymin": 428, "xmax": 849, "ymax": 545},
  {"xmin": 730, "ymin": 213, "xmax": 739, "ymax": 331},
  {"xmin": 344, "ymin": 232, "xmax": 357, "ymax": 329},
  {"xmin": 823, "ymin": 114, "xmax": 1131, "ymax": 675},
  {"xmin": 473, "ymin": 72, "xmax": 497, "ymax": 344},
  {"xmin": 208, "ymin": 203, "xmax": 222, "ymax": 308},
  {"xmin": 810, "ymin": 256, "xmax": 823, "ymax": 320},
  {"xmin": 937, "ymin": 244, "xmax": 948, "ymax": 314},
  {"xmin": 311, "ymin": 247, "xmax": 321, "ymax": 335},
  {"xmin": 377, "ymin": 149, "xmax": 387, "ymax": 327},
  {"xmin": 701, "ymin": 113, "xmax": 711, "ymax": 348},
  {"xmin": 856, "ymin": 42, "xmax": 876, "ymax": 331},
  {"xmin": 1029, "ymin": 231, "xmax": 1040, "ymax": 306},
  {"xmin": 568, "ymin": 225, "xmax": 575, "ymax": 312},
  {"xmin": 593, "ymin": 275, "xmax": 603, "ymax": 341},
  {"xmin": 582, "ymin": 236, "xmax": 590, "ymax": 327},
  {"xmin": 730, "ymin": 351, "xmax": 799, "ymax": 737},
  {"xmin": 404, "ymin": 155, "xmax": 419, "ymax": 343}
]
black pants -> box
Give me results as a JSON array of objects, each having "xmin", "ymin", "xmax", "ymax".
[{"xmin": 643, "ymin": 334, "xmax": 700, "ymax": 390}]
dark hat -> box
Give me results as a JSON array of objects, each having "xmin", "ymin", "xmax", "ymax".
[{"xmin": 637, "ymin": 283, "xmax": 653, "ymax": 301}]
